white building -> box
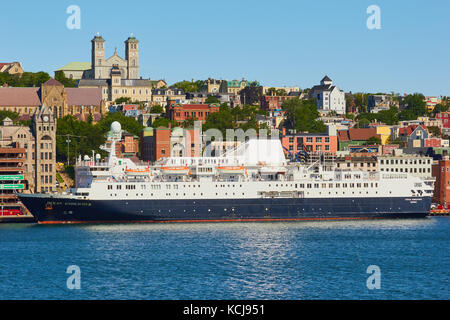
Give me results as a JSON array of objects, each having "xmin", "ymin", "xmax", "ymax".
[
  {"xmin": 310, "ymin": 76, "xmax": 346, "ymax": 115},
  {"xmin": 378, "ymin": 153, "xmax": 433, "ymax": 178}
]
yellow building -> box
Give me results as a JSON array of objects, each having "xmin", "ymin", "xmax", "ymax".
[{"xmin": 376, "ymin": 126, "xmax": 391, "ymax": 145}]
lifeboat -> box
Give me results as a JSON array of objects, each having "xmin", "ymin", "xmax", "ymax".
[
  {"xmin": 125, "ymin": 167, "xmax": 152, "ymax": 176},
  {"xmin": 217, "ymin": 166, "xmax": 245, "ymax": 175},
  {"xmin": 160, "ymin": 166, "xmax": 190, "ymax": 175}
]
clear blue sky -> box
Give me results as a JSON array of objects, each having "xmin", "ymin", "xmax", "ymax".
[{"xmin": 1, "ymin": 0, "xmax": 449, "ymax": 95}]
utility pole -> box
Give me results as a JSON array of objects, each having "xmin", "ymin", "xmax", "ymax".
[
  {"xmin": 58, "ymin": 134, "xmax": 86, "ymax": 166},
  {"xmin": 66, "ymin": 135, "xmax": 71, "ymax": 166}
]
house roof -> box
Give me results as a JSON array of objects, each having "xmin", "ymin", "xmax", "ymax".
[
  {"xmin": 0, "ymin": 87, "xmax": 41, "ymax": 106},
  {"xmin": 399, "ymin": 124, "xmax": 427, "ymax": 136},
  {"xmin": 338, "ymin": 128, "xmax": 379, "ymax": 141},
  {"xmin": 66, "ymin": 88, "xmax": 102, "ymax": 106},
  {"xmin": 78, "ymin": 79, "xmax": 109, "ymax": 87},
  {"xmin": 321, "ymin": 75, "xmax": 332, "ymax": 82},
  {"xmin": 43, "ymin": 78, "xmax": 63, "ymax": 86},
  {"xmin": 56, "ymin": 62, "xmax": 91, "ymax": 71},
  {"xmin": 0, "ymin": 63, "xmax": 11, "ymax": 70}
]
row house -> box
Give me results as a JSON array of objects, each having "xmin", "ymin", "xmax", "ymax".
[
  {"xmin": 281, "ymin": 125, "xmax": 338, "ymax": 155},
  {"xmin": 166, "ymin": 103, "xmax": 220, "ymax": 125}
]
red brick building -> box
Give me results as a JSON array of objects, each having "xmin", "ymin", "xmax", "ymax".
[
  {"xmin": 154, "ymin": 127, "xmax": 171, "ymax": 160},
  {"xmin": 281, "ymin": 127, "xmax": 338, "ymax": 155},
  {"xmin": 436, "ymin": 112, "xmax": 450, "ymax": 129},
  {"xmin": 260, "ymin": 96, "xmax": 295, "ymax": 111},
  {"xmin": 166, "ymin": 103, "xmax": 220, "ymax": 125},
  {"xmin": 432, "ymin": 153, "xmax": 450, "ymax": 207}
]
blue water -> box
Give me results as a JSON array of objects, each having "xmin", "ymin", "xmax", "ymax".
[{"xmin": 0, "ymin": 218, "xmax": 448, "ymax": 300}]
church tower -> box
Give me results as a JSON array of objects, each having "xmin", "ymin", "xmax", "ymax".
[
  {"xmin": 91, "ymin": 34, "xmax": 105, "ymax": 79},
  {"xmin": 125, "ymin": 35, "xmax": 139, "ymax": 79}
]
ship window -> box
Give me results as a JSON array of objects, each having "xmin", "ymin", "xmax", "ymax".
[
  {"xmin": 314, "ymin": 184, "xmax": 319, "ymax": 188},
  {"xmin": 307, "ymin": 184, "xmax": 311, "ymax": 188}
]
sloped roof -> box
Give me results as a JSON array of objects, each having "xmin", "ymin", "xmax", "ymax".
[
  {"xmin": 43, "ymin": 78, "xmax": 63, "ymax": 86},
  {"xmin": 66, "ymin": 88, "xmax": 102, "ymax": 106},
  {"xmin": 56, "ymin": 62, "xmax": 91, "ymax": 71},
  {"xmin": 321, "ymin": 75, "xmax": 332, "ymax": 82},
  {"xmin": 399, "ymin": 124, "xmax": 427, "ymax": 136},
  {"xmin": 0, "ymin": 87, "xmax": 41, "ymax": 106},
  {"xmin": 338, "ymin": 128, "xmax": 379, "ymax": 141}
]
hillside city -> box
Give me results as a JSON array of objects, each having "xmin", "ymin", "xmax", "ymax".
[{"xmin": 0, "ymin": 34, "xmax": 450, "ymax": 219}]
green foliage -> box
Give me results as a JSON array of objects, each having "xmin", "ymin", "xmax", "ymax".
[
  {"xmin": 365, "ymin": 136, "xmax": 382, "ymax": 145},
  {"xmin": 96, "ymin": 112, "xmax": 144, "ymax": 137},
  {"xmin": 205, "ymin": 96, "xmax": 220, "ymax": 104},
  {"xmin": 169, "ymin": 80, "xmax": 205, "ymax": 93},
  {"xmin": 355, "ymin": 118, "xmax": 370, "ymax": 128},
  {"xmin": 428, "ymin": 126, "xmax": 441, "ymax": 137},
  {"xmin": 357, "ymin": 106, "xmax": 399, "ymax": 125},
  {"xmin": 202, "ymin": 104, "xmax": 268, "ymax": 135},
  {"xmin": 54, "ymin": 71, "xmax": 77, "ymax": 87},
  {"xmin": 345, "ymin": 113, "xmax": 356, "ymax": 120},
  {"xmin": 64, "ymin": 165, "xmax": 75, "ymax": 181},
  {"xmin": 0, "ymin": 110, "xmax": 30, "ymax": 126},
  {"xmin": 56, "ymin": 116, "xmax": 106, "ymax": 164},
  {"xmin": 115, "ymin": 97, "xmax": 133, "ymax": 104},
  {"xmin": 56, "ymin": 113, "xmax": 144, "ymax": 164},
  {"xmin": 399, "ymin": 93, "xmax": 427, "ymax": 120},
  {"xmin": 281, "ymin": 98, "xmax": 326, "ymax": 133},
  {"xmin": 432, "ymin": 103, "xmax": 449, "ymax": 115},
  {"xmin": 149, "ymin": 105, "xmax": 164, "ymax": 114},
  {"xmin": 0, "ymin": 71, "xmax": 50, "ymax": 87},
  {"xmin": 151, "ymin": 117, "xmax": 177, "ymax": 128},
  {"xmin": 266, "ymin": 87, "xmax": 287, "ymax": 96},
  {"xmin": 239, "ymin": 83, "xmax": 263, "ymax": 105}
]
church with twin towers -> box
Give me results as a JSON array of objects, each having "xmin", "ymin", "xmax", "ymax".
[
  {"xmin": 77, "ymin": 33, "xmax": 162, "ymax": 103},
  {"xmin": 88, "ymin": 33, "xmax": 139, "ymax": 80}
]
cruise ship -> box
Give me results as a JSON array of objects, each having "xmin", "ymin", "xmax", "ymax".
[{"xmin": 18, "ymin": 123, "xmax": 434, "ymax": 224}]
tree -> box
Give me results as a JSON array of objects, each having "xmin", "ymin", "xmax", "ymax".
[
  {"xmin": 400, "ymin": 93, "xmax": 427, "ymax": 120},
  {"xmin": 282, "ymin": 98, "xmax": 326, "ymax": 133},
  {"xmin": 56, "ymin": 115, "xmax": 106, "ymax": 164},
  {"xmin": 275, "ymin": 89, "xmax": 287, "ymax": 96},
  {"xmin": 345, "ymin": 113, "xmax": 356, "ymax": 120},
  {"xmin": 169, "ymin": 80, "xmax": 205, "ymax": 93},
  {"xmin": 205, "ymin": 96, "xmax": 220, "ymax": 104},
  {"xmin": 428, "ymin": 126, "xmax": 441, "ymax": 138},
  {"xmin": 96, "ymin": 112, "xmax": 144, "ymax": 137},
  {"xmin": 149, "ymin": 105, "xmax": 164, "ymax": 114},
  {"xmin": 239, "ymin": 82, "xmax": 263, "ymax": 105},
  {"xmin": 114, "ymin": 97, "xmax": 133, "ymax": 104},
  {"xmin": 151, "ymin": 117, "xmax": 177, "ymax": 128},
  {"xmin": 54, "ymin": 71, "xmax": 77, "ymax": 88},
  {"xmin": 0, "ymin": 71, "xmax": 50, "ymax": 87},
  {"xmin": 365, "ymin": 136, "xmax": 381, "ymax": 145},
  {"xmin": 355, "ymin": 118, "xmax": 370, "ymax": 128}
]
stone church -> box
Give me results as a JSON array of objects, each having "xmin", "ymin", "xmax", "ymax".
[
  {"xmin": 78, "ymin": 34, "xmax": 161, "ymax": 103},
  {"xmin": 86, "ymin": 34, "xmax": 139, "ymax": 80}
]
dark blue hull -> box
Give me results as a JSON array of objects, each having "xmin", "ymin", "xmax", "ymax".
[{"xmin": 18, "ymin": 195, "xmax": 432, "ymax": 224}]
